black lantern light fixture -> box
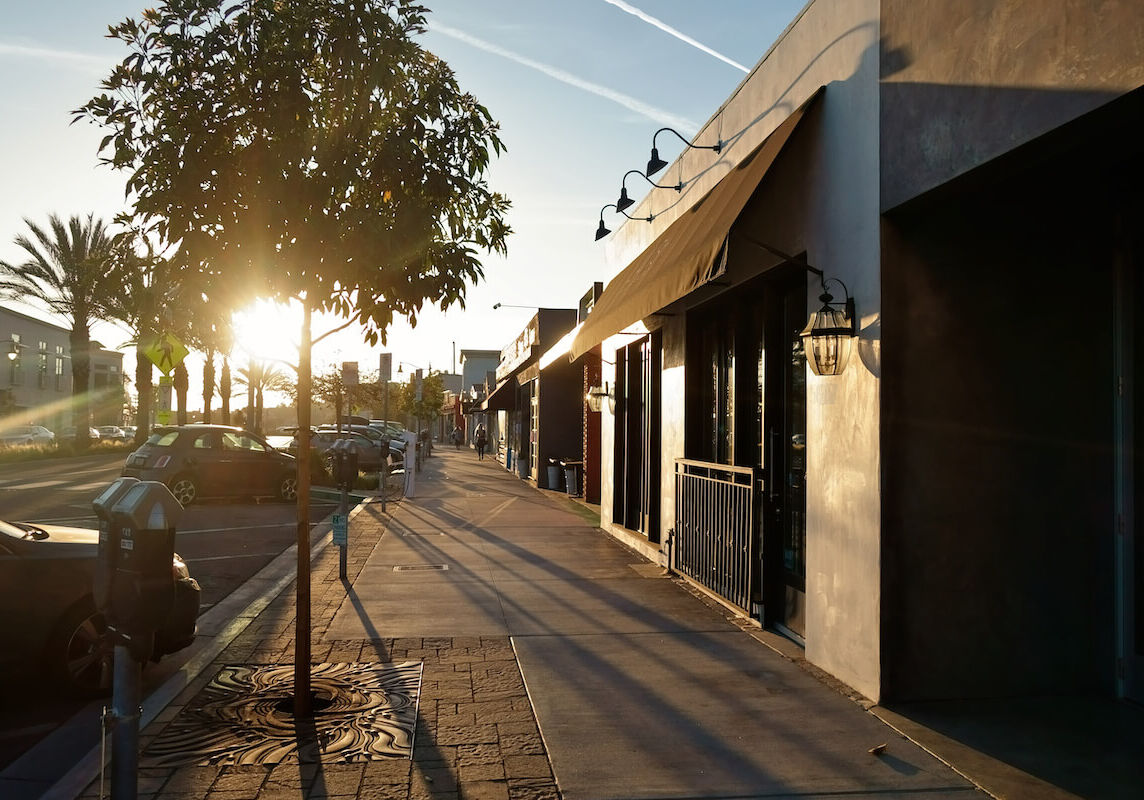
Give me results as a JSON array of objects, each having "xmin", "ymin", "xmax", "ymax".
[
  {"xmin": 646, "ymin": 127, "xmax": 722, "ymax": 177},
  {"xmin": 586, "ymin": 383, "xmax": 610, "ymax": 413},
  {"xmin": 594, "ymin": 203, "xmax": 653, "ymax": 241},
  {"xmin": 738, "ymin": 233, "xmax": 857, "ymax": 376},
  {"xmin": 800, "ymin": 277, "xmax": 856, "ymax": 376},
  {"xmin": 616, "ymin": 170, "xmax": 682, "ymax": 214}
]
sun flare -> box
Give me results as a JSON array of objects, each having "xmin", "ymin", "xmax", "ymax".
[{"xmin": 229, "ymin": 299, "xmax": 301, "ymax": 367}]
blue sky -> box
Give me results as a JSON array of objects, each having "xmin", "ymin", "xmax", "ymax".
[{"xmin": 0, "ymin": 0, "xmax": 804, "ymax": 404}]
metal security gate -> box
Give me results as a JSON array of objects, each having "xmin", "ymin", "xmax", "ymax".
[{"xmin": 673, "ymin": 458, "xmax": 758, "ymax": 610}]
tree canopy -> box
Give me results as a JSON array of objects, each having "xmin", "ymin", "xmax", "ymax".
[{"xmin": 76, "ymin": 0, "xmax": 510, "ymax": 333}]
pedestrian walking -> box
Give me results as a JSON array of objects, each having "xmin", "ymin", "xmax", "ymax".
[
  {"xmin": 451, "ymin": 425, "xmax": 463, "ymax": 449},
  {"xmin": 474, "ymin": 424, "xmax": 488, "ymax": 460}
]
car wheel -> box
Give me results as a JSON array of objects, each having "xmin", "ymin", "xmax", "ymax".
[
  {"xmin": 278, "ymin": 474, "xmax": 299, "ymax": 502},
  {"xmin": 169, "ymin": 474, "xmax": 198, "ymax": 505},
  {"xmin": 48, "ymin": 600, "xmax": 112, "ymax": 697}
]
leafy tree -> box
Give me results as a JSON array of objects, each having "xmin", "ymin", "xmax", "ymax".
[
  {"xmin": 79, "ymin": 0, "xmax": 510, "ymax": 715},
  {"xmin": 0, "ymin": 214, "xmax": 118, "ymax": 448},
  {"xmin": 400, "ymin": 370, "xmax": 444, "ymax": 432}
]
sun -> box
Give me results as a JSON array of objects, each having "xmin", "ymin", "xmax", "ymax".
[{"xmin": 229, "ymin": 299, "xmax": 301, "ymax": 367}]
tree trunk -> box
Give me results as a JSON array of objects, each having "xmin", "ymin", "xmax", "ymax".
[
  {"xmin": 174, "ymin": 362, "xmax": 189, "ymax": 425},
  {"xmin": 202, "ymin": 349, "xmax": 215, "ymax": 424},
  {"xmin": 135, "ymin": 349, "xmax": 153, "ymax": 444},
  {"xmin": 69, "ymin": 323, "xmax": 92, "ymax": 449},
  {"xmin": 256, "ymin": 385, "xmax": 264, "ymax": 434},
  {"xmin": 221, "ymin": 360, "xmax": 231, "ymax": 424},
  {"xmin": 295, "ymin": 296, "xmax": 313, "ymax": 717}
]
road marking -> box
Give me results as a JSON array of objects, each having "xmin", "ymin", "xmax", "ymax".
[
  {"xmin": 0, "ymin": 480, "xmax": 67, "ymax": 490},
  {"xmin": 184, "ymin": 551, "xmax": 287, "ymax": 562}
]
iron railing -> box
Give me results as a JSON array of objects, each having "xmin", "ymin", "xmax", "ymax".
[{"xmin": 673, "ymin": 458, "xmax": 758, "ymax": 611}]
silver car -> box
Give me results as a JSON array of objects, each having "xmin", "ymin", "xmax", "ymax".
[{"xmin": 0, "ymin": 425, "xmax": 55, "ymax": 447}]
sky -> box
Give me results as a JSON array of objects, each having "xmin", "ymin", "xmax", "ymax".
[{"xmin": 0, "ymin": 0, "xmax": 805, "ymax": 410}]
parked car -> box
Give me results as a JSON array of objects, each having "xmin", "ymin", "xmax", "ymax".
[
  {"xmin": 291, "ymin": 430, "xmax": 388, "ymax": 471},
  {"xmin": 122, "ymin": 425, "xmax": 137, "ymax": 440},
  {"xmin": 369, "ymin": 419, "xmax": 407, "ymax": 438},
  {"xmin": 122, "ymin": 424, "xmax": 298, "ymax": 505},
  {"xmin": 0, "ymin": 519, "xmax": 200, "ymax": 695},
  {"xmin": 0, "ymin": 424, "xmax": 55, "ymax": 447},
  {"xmin": 97, "ymin": 425, "xmax": 128, "ymax": 441},
  {"xmin": 60, "ymin": 426, "xmax": 101, "ymax": 441}
]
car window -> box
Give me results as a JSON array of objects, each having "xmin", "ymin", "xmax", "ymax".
[
  {"xmin": 192, "ymin": 433, "xmax": 214, "ymax": 449},
  {"xmin": 149, "ymin": 431, "xmax": 180, "ymax": 446},
  {"xmin": 221, "ymin": 432, "xmax": 267, "ymax": 452}
]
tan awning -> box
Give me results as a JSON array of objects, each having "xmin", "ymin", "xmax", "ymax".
[{"xmin": 570, "ymin": 90, "xmax": 821, "ymax": 360}]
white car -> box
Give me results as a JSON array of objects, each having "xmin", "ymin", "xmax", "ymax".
[{"xmin": 0, "ymin": 425, "xmax": 55, "ymax": 447}]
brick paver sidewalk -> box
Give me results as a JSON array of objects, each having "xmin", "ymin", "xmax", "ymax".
[{"xmin": 81, "ymin": 460, "xmax": 560, "ymax": 800}]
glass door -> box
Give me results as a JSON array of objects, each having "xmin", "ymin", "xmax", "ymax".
[{"xmin": 759, "ymin": 274, "xmax": 808, "ymax": 641}]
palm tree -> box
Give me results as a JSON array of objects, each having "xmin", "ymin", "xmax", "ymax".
[
  {"xmin": 101, "ymin": 242, "xmax": 179, "ymax": 444},
  {"xmin": 0, "ymin": 214, "xmax": 116, "ymax": 447},
  {"xmin": 237, "ymin": 361, "xmax": 293, "ymax": 434}
]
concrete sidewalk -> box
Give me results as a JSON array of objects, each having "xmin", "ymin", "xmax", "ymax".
[{"xmin": 81, "ymin": 448, "xmax": 985, "ymax": 800}]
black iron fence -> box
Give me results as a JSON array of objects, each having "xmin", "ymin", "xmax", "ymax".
[{"xmin": 672, "ymin": 458, "xmax": 757, "ymax": 611}]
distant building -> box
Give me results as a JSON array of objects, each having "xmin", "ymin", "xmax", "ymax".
[{"xmin": 0, "ymin": 306, "xmax": 125, "ymax": 432}]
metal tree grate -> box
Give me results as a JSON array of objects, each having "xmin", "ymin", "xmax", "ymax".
[
  {"xmin": 144, "ymin": 661, "xmax": 422, "ymax": 766},
  {"xmin": 392, "ymin": 564, "xmax": 449, "ymax": 571}
]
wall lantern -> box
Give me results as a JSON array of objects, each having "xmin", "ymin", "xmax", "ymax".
[
  {"xmin": 1, "ymin": 341, "xmax": 21, "ymax": 361},
  {"xmin": 800, "ymin": 280, "xmax": 857, "ymax": 376},
  {"xmin": 737, "ymin": 232, "xmax": 857, "ymax": 377},
  {"xmin": 586, "ymin": 383, "xmax": 610, "ymax": 413}
]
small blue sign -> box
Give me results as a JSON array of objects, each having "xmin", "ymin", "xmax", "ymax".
[{"xmin": 332, "ymin": 514, "xmax": 348, "ymax": 546}]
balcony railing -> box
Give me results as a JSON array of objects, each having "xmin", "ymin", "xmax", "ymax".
[{"xmin": 673, "ymin": 458, "xmax": 758, "ymax": 611}]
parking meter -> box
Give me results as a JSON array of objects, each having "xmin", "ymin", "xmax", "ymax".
[
  {"xmin": 331, "ymin": 439, "xmax": 359, "ymax": 489},
  {"xmin": 109, "ymin": 481, "xmax": 183, "ymax": 659},
  {"xmin": 92, "ymin": 477, "xmax": 141, "ymax": 614}
]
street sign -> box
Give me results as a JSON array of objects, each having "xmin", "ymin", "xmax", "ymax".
[
  {"xmin": 332, "ymin": 514, "xmax": 348, "ymax": 546},
  {"xmin": 141, "ymin": 332, "xmax": 189, "ymax": 376},
  {"xmin": 342, "ymin": 361, "xmax": 359, "ymax": 386},
  {"xmin": 379, "ymin": 353, "xmax": 392, "ymax": 383},
  {"xmin": 415, "ymin": 368, "xmax": 423, "ymax": 402}
]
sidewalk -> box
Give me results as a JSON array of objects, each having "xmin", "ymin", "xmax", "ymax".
[{"xmin": 81, "ymin": 448, "xmax": 983, "ymax": 800}]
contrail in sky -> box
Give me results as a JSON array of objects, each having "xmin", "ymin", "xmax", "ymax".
[
  {"xmin": 428, "ymin": 22, "xmax": 699, "ymax": 135},
  {"xmin": 602, "ymin": 0, "xmax": 750, "ymax": 73},
  {"xmin": 0, "ymin": 42, "xmax": 107, "ymax": 71}
]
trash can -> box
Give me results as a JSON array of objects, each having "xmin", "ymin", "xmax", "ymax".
[
  {"xmin": 505, "ymin": 448, "xmax": 513, "ymax": 471},
  {"xmin": 518, "ymin": 456, "xmax": 529, "ymax": 479},
  {"xmin": 561, "ymin": 460, "xmax": 583, "ymax": 497},
  {"xmin": 546, "ymin": 459, "xmax": 563, "ymax": 491}
]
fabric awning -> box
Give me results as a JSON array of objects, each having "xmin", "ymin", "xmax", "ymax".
[
  {"xmin": 569, "ymin": 90, "xmax": 821, "ymax": 360},
  {"xmin": 479, "ymin": 377, "xmax": 517, "ymax": 412}
]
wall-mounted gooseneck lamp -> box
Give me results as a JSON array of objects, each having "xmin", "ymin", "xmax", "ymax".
[
  {"xmin": 646, "ymin": 127, "xmax": 723, "ymax": 177},
  {"xmin": 595, "ymin": 203, "xmax": 654, "ymax": 242},
  {"xmin": 616, "ymin": 170, "xmax": 682, "ymax": 214},
  {"xmin": 586, "ymin": 383, "xmax": 610, "ymax": 413}
]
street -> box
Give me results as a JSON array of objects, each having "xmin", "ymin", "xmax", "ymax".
[{"xmin": 0, "ymin": 452, "xmax": 337, "ymax": 771}]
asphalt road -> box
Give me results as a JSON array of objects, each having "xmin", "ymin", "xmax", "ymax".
[{"xmin": 0, "ymin": 452, "xmax": 337, "ymax": 771}]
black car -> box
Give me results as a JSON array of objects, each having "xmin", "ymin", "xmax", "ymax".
[
  {"xmin": 122, "ymin": 424, "xmax": 298, "ymax": 505},
  {"xmin": 0, "ymin": 520, "xmax": 200, "ymax": 695}
]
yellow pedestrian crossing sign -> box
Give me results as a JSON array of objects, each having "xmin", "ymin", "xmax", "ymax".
[{"xmin": 142, "ymin": 332, "xmax": 189, "ymax": 375}]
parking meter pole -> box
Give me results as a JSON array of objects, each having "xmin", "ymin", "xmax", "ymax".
[
  {"xmin": 338, "ymin": 485, "xmax": 348, "ymax": 580},
  {"xmin": 382, "ymin": 379, "xmax": 388, "ymax": 515},
  {"xmin": 110, "ymin": 644, "xmax": 141, "ymax": 800}
]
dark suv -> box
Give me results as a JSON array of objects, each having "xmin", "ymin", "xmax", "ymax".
[{"xmin": 122, "ymin": 424, "xmax": 297, "ymax": 505}]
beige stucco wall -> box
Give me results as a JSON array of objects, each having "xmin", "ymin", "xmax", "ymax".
[{"xmin": 599, "ymin": 0, "xmax": 884, "ymax": 700}]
